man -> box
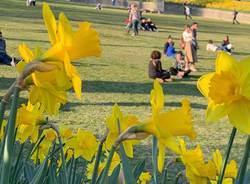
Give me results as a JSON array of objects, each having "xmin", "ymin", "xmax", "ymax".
[
  {"xmin": 0, "ymin": 31, "xmax": 15, "ymax": 66},
  {"xmin": 190, "ymin": 22, "xmax": 198, "ymax": 71},
  {"xmin": 184, "ymin": 3, "xmax": 192, "ymax": 20},
  {"xmin": 233, "ymin": 10, "xmax": 240, "ymax": 24}
]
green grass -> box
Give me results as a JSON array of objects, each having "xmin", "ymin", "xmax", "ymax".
[{"xmin": 0, "ymin": 0, "xmax": 249, "ymax": 179}]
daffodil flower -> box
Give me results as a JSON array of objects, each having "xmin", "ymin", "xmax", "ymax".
[
  {"xmin": 18, "ymin": 44, "xmax": 70, "ymax": 115},
  {"xmin": 16, "ymin": 103, "xmax": 44, "ymax": 143},
  {"xmin": 105, "ymin": 104, "xmax": 140, "ymax": 158},
  {"xmin": 42, "ymin": 3, "xmax": 101, "ymax": 99},
  {"xmin": 137, "ymin": 172, "xmax": 151, "ymax": 184},
  {"xmin": 179, "ymin": 139, "xmax": 217, "ymax": 184},
  {"xmin": 198, "ymin": 51, "xmax": 250, "ymax": 134},
  {"xmin": 135, "ymin": 80, "xmax": 196, "ymax": 172},
  {"xmin": 210, "ymin": 149, "xmax": 237, "ymax": 184},
  {"xmin": 67, "ymin": 129, "xmax": 98, "ymax": 161}
]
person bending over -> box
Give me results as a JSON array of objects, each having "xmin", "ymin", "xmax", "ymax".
[{"xmin": 148, "ymin": 50, "xmax": 172, "ymax": 83}]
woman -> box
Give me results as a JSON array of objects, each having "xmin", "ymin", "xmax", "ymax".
[
  {"xmin": 182, "ymin": 25, "xmax": 194, "ymax": 71},
  {"xmin": 129, "ymin": 4, "xmax": 140, "ymax": 36}
]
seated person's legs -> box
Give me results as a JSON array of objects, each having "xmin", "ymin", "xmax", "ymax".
[{"xmin": 0, "ymin": 53, "xmax": 13, "ymax": 66}]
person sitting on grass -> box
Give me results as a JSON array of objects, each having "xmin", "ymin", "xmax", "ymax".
[
  {"xmin": 169, "ymin": 51, "xmax": 191, "ymax": 79},
  {"xmin": 163, "ymin": 35, "xmax": 176, "ymax": 58},
  {"xmin": 148, "ymin": 50, "xmax": 172, "ymax": 83},
  {"xmin": 221, "ymin": 35, "xmax": 232, "ymax": 54},
  {"xmin": 145, "ymin": 18, "xmax": 158, "ymax": 32},
  {"xmin": 0, "ymin": 31, "xmax": 15, "ymax": 67},
  {"xmin": 206, "ymin": 40, "xmax": 219, "ymax": 52}
]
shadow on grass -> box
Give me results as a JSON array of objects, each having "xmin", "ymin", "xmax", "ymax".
[
  {"xmin": 82, "ymin": 80, "xmax": 201, "ymax": 96},
  {"xmin": 61, "ymin": 101, "xmax": 206, "ymax": 111},
  {"xmin": 0, "ymin": 77, "xmax": 15, "ymax": 90}
]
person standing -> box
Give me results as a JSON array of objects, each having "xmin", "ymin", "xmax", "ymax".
[
  {"xmin": 0, "ymin": 31, "xmax": 15, "ymax": 66},
  {"xmin": 233, "ymin": 10, "xmax": 240, "ymax": 24},
  {"xmin": 190, "ymin": 22, "xmax": 198, "ymax": 71},
  {"xmin": 182, "ymin": 25, "xmax": 193, "ymax": 71},
  {"xmin": 129, "ymin": 4, "xmax": 140, "ymax": 36}
]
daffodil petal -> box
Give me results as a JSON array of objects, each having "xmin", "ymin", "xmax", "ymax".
[
  {"xmin": 42, "ymin": 3, "xmax": 58, "ymax": 45},
  {"xmin": 122, "ymin": 141, "xmax": 133, "ymax": 158},
  {"xmin": 18, "ymin": 43, "xmax": 34, "ymax": 62},
  {"xmin": 215, "ymin": 51, "xmax": 239, "ymax": 77},
  {"xmin": 206, "ymin": 101, "xmax": 227, "ymax": 123},
  {"xmin": 197, "ymin": 73, "xmax": 215, "ymax": 97},
  {"xmin": 157, "ymin": 141, "xmax": 165, "ymax": 173},
  {"xmin": 240, "ymin": 73, "xmax": 250, "ymax": 100},
  {"xmin": 228, "ymin": 99, "xmax": 250, "ymax": 134}
]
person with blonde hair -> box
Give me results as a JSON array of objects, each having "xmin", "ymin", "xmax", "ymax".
[{"xmin": 129, "ymin": 4, "xmax": 140, "ymax": 36}]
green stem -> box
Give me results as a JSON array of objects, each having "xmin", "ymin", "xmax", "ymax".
[
  {"xmin": 0, "ymin": 100, "xmax": 6, "ymax": 129},
  {"xmin": 99, "ymin": 146, "xmax": 116, "ymax": 184},
  {"xmin": 152, "ymin": 136, "xmax": 159, "ymax": 184},
  {"xmin": 236, "ymin": 135, "xmax": 250, "ymax": 184},
  {"xmin": 0, "ymin": 87, "xmax": 20, "ymax": 184},
  {"xmin": 91, "ymin": 131, "xmax": 108, "ymax": 184},
  {"xmin": 217, "ymin": 127, "xmax": 237, "ymax": 184}
]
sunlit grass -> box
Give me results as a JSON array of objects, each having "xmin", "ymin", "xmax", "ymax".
[{"xmin": 0, "ymin": 0, "xmax": 249, "ymax": 178}]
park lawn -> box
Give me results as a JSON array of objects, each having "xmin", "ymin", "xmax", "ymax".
[{"xmin": 0, "ymin": 0, "xmax": 249, "ymax": 179}]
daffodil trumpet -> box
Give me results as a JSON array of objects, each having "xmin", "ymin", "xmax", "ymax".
[{"xmin": 236, "ymin": 135, "xmax": 250, "ymax": 184}]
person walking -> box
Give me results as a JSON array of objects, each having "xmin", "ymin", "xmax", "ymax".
[
  {"xmin": 182, "ymin": 25, "xmax": 193, "ymax": 71},
  {"xmin": 233, "ymin": 10, "xmax": 240, "ymax": 24},
  {"xmin": 184, "ymin": 3, "xmax": 192, "ymax": 20}
]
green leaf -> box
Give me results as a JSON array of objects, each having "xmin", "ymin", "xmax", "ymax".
[
  {"xmin": 119, "ymin": 144, "xmax": 136, "ymax": 184},
  {"xmin": 30, "ymin": 157, "xmax": 49, "ymax": 184},
  {"xmin": 133, "ymin": 159, "xmax": 145, "ymax": 181},
  {"xmin": 152, "ymin": 136, "xmax": 159, "ymax": 184},
  {"xmin": 108, "ymin": 164, "xmax": 120, "ymax": 184},
  {"xmin": 243, "ymin": 169, "xmax": 250, "ymax": 184}
]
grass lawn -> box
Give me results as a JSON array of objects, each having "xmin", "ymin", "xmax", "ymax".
[{"xmin": 0, "ymin": 0, "xmax": 249, "ymax": 180}]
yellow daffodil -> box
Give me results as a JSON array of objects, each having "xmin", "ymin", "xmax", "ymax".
[
  {"xmin": 18, "ymin": 44, "xmax": 70, "ymax": 115},
  {"xmin": 59, "ymin": 127, "xmax": 73, "ymax": 142},
  {"xmin": 135, "ymin": 80, "xmax": 196, "ymax": 172},
  {"xmin": 210, "ymin": 178, "xmax": 234, "ymax": 184},
  {"xmin": 67, "ymin": 129, "xmax": 98, "ymax": 161},
  {"xmin": 87, "ymin": 152, "xmax": 121, "ymax": 180},
  {"xmin": 137, "ymin": 172, "xmax": 151, "ymax": 184},
  {"xmin": 31, "ymin": 139, "xmax": 52, "ymax": 163},
  {"xmin": 209, "ymin": 149, "xmax": 237, "ymax": 184},
  {"xmin": 179, "ymin": 139, "xmax": 217, "ymax": 184},
  {"xmin": 42, "ymin": 128, "xmax": 57, "ymax": 142},
  {"xmin": 105, "ymin": 104, "xmax": 140, "ymax": 158},
  {"xmin": 42, "ymin": 3, "xmax": 101, "ymax": 99},
  {"xmin": 16, "ymin": 103, "xmax": 44, "ymax": 143},
  {"xmin": 197, "ymin": 51, "xmax": 250, "ymax": 134}
]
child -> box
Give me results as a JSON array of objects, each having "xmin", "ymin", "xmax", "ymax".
[
  {"xmin": 163, "ymin": 35, "xmax": 176, "ymax": 57},
  {"xmin": 169, "ymin": 51, "xmax": 191, "ymax": 78},
  {"xmin": 148, "ymin": 50, "xmax": 172, "ymax": 83},
  {"xmin": 206, "ymin": 40, "xmax": 218, "ymax": 52}
]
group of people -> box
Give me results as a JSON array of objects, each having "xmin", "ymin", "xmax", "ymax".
[
  {"xmin": 206, "ymin": 35, "xmax": 233, "ymax": 54},
  {"xmin": 149, "ymin": 22, "xmax": 199, "ymax": 83},
  {"xmin": 125, "ymin": 3, "xmax": 158, "ymax": 36}
]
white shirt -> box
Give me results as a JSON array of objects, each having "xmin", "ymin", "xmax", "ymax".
[
  {"xmin": 182, "ymin": 31, "xmax": 192, "ymax": 42},
  {"xmin": 185, "ymin": 6, "xmax": 190, "ymax": 15},
  {"xmin": 206, "ymin": 43, "xmax": 218, "ymax": 52}
]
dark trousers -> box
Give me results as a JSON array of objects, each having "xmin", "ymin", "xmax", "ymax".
[
  {"xmin": 0, "ymin": 53, "xmax": 12, "ymax": 65},
  {"xmin": 169, "ymin": 67, "xmax": 190, "ymax": 77},
  {"xmin": 157, "ymin": 70, "xmax": 171, "ymax": 80}
]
